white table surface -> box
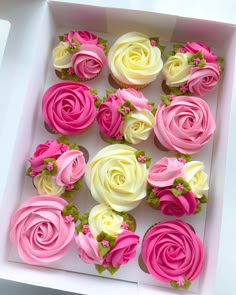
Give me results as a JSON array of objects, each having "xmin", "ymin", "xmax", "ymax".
[{"xmin": 0, "ymin": 0, "xmax": 235, "ymax": 294}]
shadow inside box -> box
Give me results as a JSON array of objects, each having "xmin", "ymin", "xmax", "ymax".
[{"xmin": 0, "ymin": 279, "xmax": 83, "ymax": 295}]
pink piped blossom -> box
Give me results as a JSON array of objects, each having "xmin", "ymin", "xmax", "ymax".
[
  {"xmin": 60, "ymin": 144, "xmax": 69, "ymax": 153},
  {"xmin": 178, "ymin": 158, "xmax": 186, "ymax": 164},
  {"xmin": 30, "ymin": 171, "xmax": 37, "ymax": 177},
  {"xmin": 65, "ymin": 184, "xmax": 74, "ymax": 191},
  {"xmin": 67, "ymin": 67, "xmax": 75, "ymax": 75},
  {"xmin": 193, "ymin": 58, "xmax": 201, "ymax": 65},
  {"xmin": 82, "ymin": 224, "xmax": 90, "ymax": 234},
  {"xmin": 180, "ymin": 84, "xmax": 189, "ymax": 93},
  {"xmin": 71, "ymin": 42, "xmax": 77, "ymax": 49},
  {"xmin": 122, "ymin": 106, "xmax": 130, "ymax": 114},
  {"xmin": 64, "ymin": 215, "xmax": 74, "ymax": 223},
  {"xmin": 150, "ymin": 40, "xmax": 156, "ymax": 47},
  {"xmin": 101, "ymin": 240, "xmax": 110, "ymax": 247},
  {"xmin": 177, "ymin": 276, "xmax": 185, "ymax": 286},
  {"xmin": 169, "ymin": 94, "xmax": 175, "ymax": 101},
  {"xmin": 47, "ymin": 162, "xmax": 54, "ymax": 171},
  {"xmin": 138, "ymin": 155, "xmax": 146, "ymax": 163},
  {"xmin": 153, "ymin": 187, "xmax": 161, "ymax": 196},
  {"xmin": 177, "ymin": 48, "xmax": 187, "ymax": 53},
  {"xmin": 121, "ymin": 222, "xmax": 129, "ymax": 230},
  {"xmin": 115, "ymin": 133, "xmax": 123, "ymax": 140},
  {"xmin": 176, "ymin": 183, "xmax": 184, "ymax": 191}
]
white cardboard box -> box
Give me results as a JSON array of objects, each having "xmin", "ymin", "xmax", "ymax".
[
  {"xmin": 0, "ymin": 19, "xmax": 10, "ymax": 68},
  {"xmin": 0, "ymin": 1, "xmax": 236, "ymax": 295}
]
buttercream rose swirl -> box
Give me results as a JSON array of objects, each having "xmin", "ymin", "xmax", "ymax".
[
  {"xmin": 108, "ymin": 32, "xmax": 163, "ymax": 85},
  {"xmin": 9, "ymin": 196, "xmax": 75, "ymax": 265},
  {"xmin": 42, "ymin": 81, "xmax": 97, "ymax": 135},
  {"xmin": 85, "ymin": 144, "xmax": 148, "ymax": 211},
  {"xmin": 141, "ymin": 220, "xmax": 204, "ymax": 288},
  {"xmin": 154, "ymin": 96, "xmax": 215, "ymax": 154}
]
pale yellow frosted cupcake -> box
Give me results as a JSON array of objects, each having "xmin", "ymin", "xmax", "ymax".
[{"xmin": 108, "ymin": 32, "xmax": 164, "ymax": 89}]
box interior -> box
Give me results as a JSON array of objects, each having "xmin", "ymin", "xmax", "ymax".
[{"xmin": 0, "ymin": 1, "xmax": 236, "ymax": 295}]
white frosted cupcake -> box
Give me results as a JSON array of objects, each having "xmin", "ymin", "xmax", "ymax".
[
  {"xmin": 108, "ymin": 32, "xmax": 164, "ymax": 89},
  {"xmin": 85, "ymin": 144, "xmax": 151, "ymax": 211}
]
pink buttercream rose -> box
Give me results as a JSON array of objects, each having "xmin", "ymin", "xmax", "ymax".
[
  {"xmin": 42, "ymin": 81, "xmax": 97, "ymax": 135},
  {"xmin": 184, "ymin": 41, "xmax": 218, "ymax": 63},
  {"xmin": 104, "ymin": 230, "xmax": 140, "ymax": 268},
  {"xmin": 154, "ymin": 96, "xmax": 216, "ymax": 154},
  {"xmin": 115, "ymin": 88, "xmax": 152, "ymax": 111},
  {"xmin": 187, "ymin": 63, "xmax": 220, "ymax": 96},
  {"xmin": 158, "ymin": 189, "xmax": 198, "ymax": 217},
  {"xmin": 9, "ymin": 195, "xmax": 75, "ymax": 265},
  {"xmin": 55, "ymin": 150, "xmax": 86, "ymax": 186},
  {"xmin": 75, "ymin": 232, "xmax": 103, "ymax": 265},
  {"xmin": 97, "ymin": 95, "xmax": 123, "ymax": 138},
  {"xmin": 141, "ymin": 220, "xmax": 204, "ymax": 283},
  {"xmin": 29, "ymin": 140, "xmax": 65, "ymax": 174},
  {"xmin": 148, "ymin": 157, "xmax": 184, "ymax": 188},
  {"xmin": 71, "ymin": 44, "xmax": 106, "ymax": 80},
  {"xmin": 65, "ymin": 31, "xmax": 98, "ymax": 45}
]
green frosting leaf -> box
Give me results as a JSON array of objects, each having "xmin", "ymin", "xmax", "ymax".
[
  {"xmin": 95, "ymin": 264, "xmax": 106, "ymax": 274},
  {"xmin": 135, "ymin": 150, "xmax": 152, "ymax": 168},
  {"xmin": 195, "ymin": 202, "xmax": 202, "ymax": 214},
  {"xmin": 182, "ymin": 277, "xmax": 192, "ymax": 289},
  {"xmin": 106, "ymin": 88, "xmax": 116, "ymax": 97},
  {"xmin": 42, "ymin": 158, "xmax": 58, "ymax": 175},
  {"xmin": 170, "ymin": 280, "xmax": 180, "ymax": 290},
  {"xmin": 175, "ymin": 153, "xmax": 192, "ymax": 163},
  {"xmin": 62, "ymin": 203, "xmax": 80, "ymax": 223},
  {"xmin": 160, "ymin": 94, "xmax": 171, "ymax": 106},
  {"xmin": 63, "ymin": 191, "xmax": 74, "ymax": 198},
  {"xmin": 57, "ymin": 136, "xmax": 70, "ymax": 145},
  {"xmin": 173, "ymin": 43, "xmax": 184, "ymax": 53},
  {"xmin": 112, "ymin": 210, "xmax": 136, "ymax": 232},
  {"xmin": 200, "ymin": 194, "xmax": 208, "ymax": 203},
  {"xmin": 165, "ymin": 50, "xmax": 175, "ymax": 59},
  {"xmin": 96, "ymin": 231, "xmax": 116, "ymax": 247},
  {"xmin": 118, "ymin": 100, "xmax": 135, "ymax": 120},
  {"xmin": 108, "ymin": 137, "xmax": 128, "ymax": 145},
  {"xmin": 98, "ymin": 243, "xmax": 111, "ymax": 257},
  {"xmin": 107, "ymin": 264, "xmax": 120, "ymax": 275},
  {"xmin": 76, "ymin": 212, "xmax": 89, "ymax": 233},
  {"xmin": 90, "ymin": 88, "xmax": 98, "ymax": 95},
  {"xmin": 168, "ymin": 86, "xmax": 183, "ymax": 96},
  {"xmin": 147, "ymin": 191, "xmax": 160, "ymax": 208},
  {"xmin": 188, "ymin": 51, "xmax": 206, "ymax": 68},
  {"xmin": 58, "ymin": 35, "xmax": 64, "ymax": 41},
  {"xmin": 171, "ymin": 177, "xmax": 191, "ymax": 196},
  {"xmin": 217, "ymin": 56, "xmax": 224, "ymax": 74},
  {"xmin": 25, "ymin": 167, "xmax": 32, "ymax": 176},
  {"xmin": 98, "ymin": 37, "xmax": 108, "ymax": 55},
  {"xmin": 170, "ymin": 277, "xmax": 191, "ymax": 290},
  {"xmin": 68, "ymin": 143, "xmax": 80, "ymax": 150},
  {"xmin": 73, "ymin": 179, "xmax": 83, "ymax": 190}
]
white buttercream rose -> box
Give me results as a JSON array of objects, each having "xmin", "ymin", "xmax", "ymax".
[
  {"xmin": 122, "ymin": 109, "xmax": 155, "ymax": 144},
  {"xmin": 108, "ymin": 32, "xmax": 163, "ymax": 85},
  {"xmin": 52, "ymin": 41, "xmax": 72, "ymax": 71},
  {"xmin": 183, "ymin": 161, "xmax": 209, "ymax": 198},
  {"xmin": 85, "ymin": 144, "xmax": 148, "ymax": 211},
  {"xmin": 88, "ymin": 203, "xmax": 123, "ymax": 238},
  {"xmin": 33, "ymin": 174, "xmax": 65, "ymax": 196},
  {"xmin": 162, "ymin": 52, "xmax": 191, "ymax": 87}
]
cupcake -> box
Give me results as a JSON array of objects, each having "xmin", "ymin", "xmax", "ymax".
[
  {"xmin": 154, "ymin": 94, "xmax": 216, "ymax": 154},
  {"xmin": 75, "ymin": 203, "xmax": 139, "ymax": 275},
  {"xmin": 52, "ymin": 30, "xmax": 107, "ymax": 81},
  {"xmin": 85, "ymin": 144, "xmax": 151, "ymax": 212},
  {"xmin": 162, "ymin": 41, "xmax": 224, "ymax": 96},
  {"xmin": 97, "ymin": 88, "xmax": 156, "ymax": 144},
  {"xmin": 42, "ymin": 81, "xmax": 97, "ymax": 135},
  {"xmin": 108, "ymin": 32, "xmax": 164, "ymax": 89},
  {"xmin": 9, "ymin": 195, "xmax": 78, "ymax": 265},
  {"xmin": 147, "ymin": 156, "xmax": 209, "ymax": 217},
  {"xmin": 26, "ymin": 136, "xmax": 87, "ymax": 198},
  {"xmin": 141, "ymin": 220, "xmax": 204, "ymax": 290}
]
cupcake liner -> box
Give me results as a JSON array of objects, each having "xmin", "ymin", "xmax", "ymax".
[{"xmin": 109, "ymin": 73, "xmax": 149, "ymax": 90}]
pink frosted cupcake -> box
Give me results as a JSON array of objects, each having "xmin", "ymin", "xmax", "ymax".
[
  {"xmin": 42, "ymin": 81, "xmax": 97, "ymax": 135},
  {"xmin": 162, "ymin": 41, "xmax": 224, "ymax": 96},
  {"xmin": 9, "ymin": 195, "xmax": 78, "ymax": 265},
  {"xmin": 26, "ymin": 137, "xmax": 87, "ymax": 198},
  {"xmin": 141, "ymin": 220, "xmax": 204, "ymax": 290},
  {"xmin": 97, "ymin": 88, "xmax": 156, "ymax": 144},
  {"xmin": 75, "ymin": 203, "xmax": 139, "ymax": 275},
  {"xmin": 154, "ymin": 94, "xmax": 216, "ymax": 154},
  {"xmin": 147, "ymin": 156, "xmax": 209, "ymax": 217},
  {"xmin": 52, "ymin": 30, "xmax": 107, "ymax": 81}
]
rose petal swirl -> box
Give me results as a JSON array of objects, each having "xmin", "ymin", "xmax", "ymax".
[
  {"xmin": 9, "ymin": 195, "xmax": 75, "ymax": 265},
  {"xmin": 85, "ymin": 144, "xmax": 148, "ymax": 212},
  {"xmin": 108, "ymin": 32, "xmax": 163, "ymax": 85},
  {"xmin": 141, "ymin": 220, "xmax": 204, "ymax": 283},
  {"xmin": 42, "ymin": 81, "xmax": 97, "ymax": 135},
  {"xmin": 154, "ymin": 96, "xmax": 216, "ymax": 154}
]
